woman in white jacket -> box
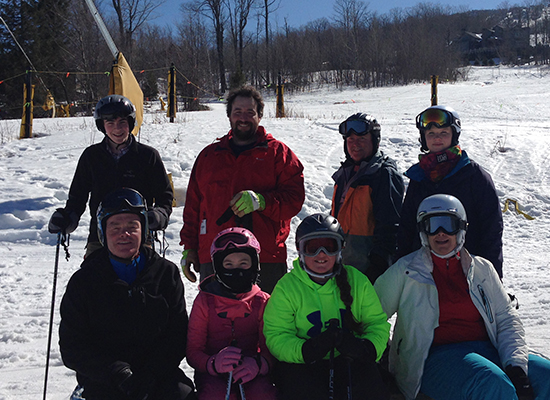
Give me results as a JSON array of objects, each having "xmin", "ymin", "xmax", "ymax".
[{"xmin": 374, "ymin": 194, "xmax": 550, "ymax": 400}]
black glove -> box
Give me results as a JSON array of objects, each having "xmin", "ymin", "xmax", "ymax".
[
  {"xmin": 366, "ymin": 253, "xmax": 389, "ymax": 284},
  {"xmin": 116, "ymin": 367, "xmax": 156, "ymax": 400},
  {"xmin": 147, "ymin": 208, "xmax": 166, "ymax": 231},
  {"xmin": 48, "ymin": 208, "xmax": 78, "ymax": 234},
  {"xmin": 302, "ymin": 320, "xmax": 339, "ymax": 364},
  {"xmin": 505, "ymin": 365, "xmax": 535, "ymax": 400},
  {"xmin": 335, "ymin": 331, "xmax": 377, "ymax": 362}
]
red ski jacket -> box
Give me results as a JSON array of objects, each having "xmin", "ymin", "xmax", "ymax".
[{"xmin": 180, "ymin": 126, "xmax": 304, "ymax": 264}]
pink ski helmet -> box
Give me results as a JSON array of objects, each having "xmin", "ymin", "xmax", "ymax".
[{"xmin": 210, "ymin": 227, "xmax": 261, "ymax": 271}]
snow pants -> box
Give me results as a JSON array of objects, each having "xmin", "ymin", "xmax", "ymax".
[
  {"xmin": 420, "ymin": 340, "xmax": 550, "ymax": 400},
  {"xmin": 275, "ymin": 356, "xmax": 390, "ymax": 400}
]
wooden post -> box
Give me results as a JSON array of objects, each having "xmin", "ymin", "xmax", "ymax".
[
  {"xmin": 168, "ymin": 64, "xmax": 176, "ymax": 123},
  {"xmin": 276, "ymin": 72, "xmax": 285, "ymax": 118},
  {"xmin": 431, "ymin": 75, "xmax": 438, "ymax": 106},
  {"xmin": 20, "ymin": 70, "xmax": 34, "ymax": 139}
]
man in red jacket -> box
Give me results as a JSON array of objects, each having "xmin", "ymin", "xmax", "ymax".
[{"xmin": 179, "ymin": 86, "xmax": 305, "ymax": 293}]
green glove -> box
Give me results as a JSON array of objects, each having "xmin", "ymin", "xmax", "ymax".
[
  {"xmin": 180, "ymin": 249, "xmax": 199, "ymax": 282},
  {"xmin": 231, "ymin": 190, "xmax": 265, "ymax": 217}
]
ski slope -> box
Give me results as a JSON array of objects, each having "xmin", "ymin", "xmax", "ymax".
[{"xmin": 0, "ymin": 65, "xmax": 549, "ymax": 399}]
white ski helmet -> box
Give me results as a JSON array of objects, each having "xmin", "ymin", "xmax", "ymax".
[{"xmin": 416, "ymin": 194, "xmax": 468, "ymax": 258}]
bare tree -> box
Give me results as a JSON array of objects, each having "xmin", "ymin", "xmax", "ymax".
[
  {"xmin": 185, "ymin": 0, "xmax": 227, "ymax": 93},
  {"xmin": 110, "ymin": 0, "xmax": 164, "ymax": 61},
  {"xmin": 333, "ymin": 0, "xmax": 371, "ymax": 86},
  {"xmin": 259, "ymin": 0, "xmax": 278, "ymax": 86},
  {"xmin": 227, "ymin": 0, "xmax": 255, "ymax": 86}
]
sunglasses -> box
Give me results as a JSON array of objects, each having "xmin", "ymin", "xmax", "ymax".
[
  {"xmin": 299, "ymin": 237, "xmax": 342, "ymax": 257},
  {"xmin": 339, "ymin": 119, "xmax": 375, "ymax": 137},
  {"xmin": 417, "ymin": 214, "xmax": 467, "ymax": 236},
  {"xmin": 416, "ymin": 108, "xmax": 455, "ymax": 130},
  {"xmin": 213, "ymin": 232, "xmax": 252, "ymax": 252}
]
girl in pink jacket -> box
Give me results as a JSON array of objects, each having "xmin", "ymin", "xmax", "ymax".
[{"xmin": 186, "ymin": 228, "xmax": 277, "ymax": 400}]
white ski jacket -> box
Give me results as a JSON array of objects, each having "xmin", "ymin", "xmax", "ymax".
[{"xmin": 374, "ymin": 248, "xmax": 528, "ymax": 400}]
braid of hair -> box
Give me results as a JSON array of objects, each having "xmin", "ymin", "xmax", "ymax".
[{"xmin": 335, "ymin": 265, "xmax": 363, "ymax": 335}]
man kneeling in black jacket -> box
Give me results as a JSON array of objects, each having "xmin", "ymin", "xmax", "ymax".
[{"xmin": 59, "ymin": 188, "xmax": 196, "ymax": 400}]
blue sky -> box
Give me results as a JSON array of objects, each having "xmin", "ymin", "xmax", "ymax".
[{"xmin": 152, "ymin": 0, "xmax": 509, "ymax": 30}]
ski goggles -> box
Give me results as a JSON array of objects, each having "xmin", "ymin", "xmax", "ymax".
[
  {"xmin": 299, "ymin": 237, "xmax": 342, "ymax": 257},
  {"xmin": 416, "ymin": 108, "xmax": 454, "ymax": 130},
  {"xmin": 212, "ymin": 232, "xmax": 253, "ymax": 252},
  {"xmin": 417, "ymin": 214, "xmax": 467, "ymax": 236},
  {"xmin": 339, "ymin": 119, "xmax": 375, "ymax": 137},
  {"xmin": 100, "ymin": 188, "xmax": 147, "ymax": 213}
]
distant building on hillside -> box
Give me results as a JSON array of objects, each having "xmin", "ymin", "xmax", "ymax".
[{"xmin": 452, "ymin": 24, "xmax": 531, "ymax": 65}]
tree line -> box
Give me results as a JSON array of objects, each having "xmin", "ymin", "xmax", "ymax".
[{"xmin": 1, "ymin": 0, "xmax": 549, "ymax": 119}]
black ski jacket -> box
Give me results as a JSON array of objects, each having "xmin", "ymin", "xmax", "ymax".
[
  {"xmin": 64, "ymin": 135, "xmax": 173, "ymax": 243},
  {"xmin": 59, "ymin": 246, "xmax": 188, "ymax": 396}
]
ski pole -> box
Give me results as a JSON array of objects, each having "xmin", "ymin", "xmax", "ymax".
[
  {"xmin": 327, "ymin": 319, "xmax": 339, "ymax": 400},
  {"xmin": 239, "ymin": 383, "xmax": 246, "ymax": 400},
  {"xmin": 346, "ymin": 357, "xmax": 353, "ymax": 400},
  {"xmin": 42, "ymin": 232, "xmax": 62, "ymax": 400},
  {"xmin": 225, "ymin": 370, "xmax": 232, "ymax": 400}
]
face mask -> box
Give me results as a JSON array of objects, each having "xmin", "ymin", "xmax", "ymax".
[{"xmin": 216, "ymin": 267, "xmax": 258, "ymax": 294}]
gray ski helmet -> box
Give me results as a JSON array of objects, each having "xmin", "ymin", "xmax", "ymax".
[
  {"xmin": 416, "ymin": 105, "xmax": 461, "ymax": 152},
  {"xmin": 340, "ymin": 113, "xmax": 382, "ymax": 158},
  {"xmin": 416, "ymin": 194, "xmax": 468, "ymax": 258},
  {"xmin": 94, "ymin": 95, "xmax": 136, "ymax": 134},
  {"xmin": 295, "ymin": 214, "xmax": 345, "ymax": 279},
  {"xmin": 96, "ymin": 188, "xmax": 148, "ymax": 247}
]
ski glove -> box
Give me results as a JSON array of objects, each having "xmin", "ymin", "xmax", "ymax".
[
  {"xmin": 336, "ymin": 331, "xmax": 377, "ymax": 363},
  {"xmin": 232, "ymin": 356, "xmax": 260, "ymax": 384},
  {"xmin": 213, "ymin": 346, "xmax": 242, "ymax": 373},
  {"xmin": 230, "ymin": 190, "xmax": 265, "ymax": 218},
  {"xmin": 116, "ymin": 367, "xmax": 156, "ymax": 400},
  {"xmin": 147, "ymin": 208, "xmax": 166, "ymax": 231},
  {"xmin": 505, "ymin": 365, "xmax": 535, "ymax": 400},
  {"xmin": 48, "ymin": 208, "xmax": 79, "ymax": 234},
  {"xmin": 180, "ymin": 249, "xmax": 199, "ymax": 282},
  {"xmin": 302, "ymin": 325, "xmax": 339, "ymax": 364}
]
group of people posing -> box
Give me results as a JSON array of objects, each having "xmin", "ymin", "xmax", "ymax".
[{"xmin": 49, "ymin": 86, "xmax": 550, "ymax": 400}]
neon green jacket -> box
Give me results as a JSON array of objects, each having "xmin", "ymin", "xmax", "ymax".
[{"xmin": 263, "ymin": 259, "xmax": 390, "ymax": 364}]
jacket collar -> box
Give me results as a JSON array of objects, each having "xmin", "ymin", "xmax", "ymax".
[
  {"xmin": 332, "ymin": 150, "xmax": 385, "ymax": 182},
  {"xmin": 216, "ymin": 126, "xmax": 270, "ymax": 150},
  {"xmin": 405, "ymin": 149, "xmax": 471, "ymax": 182},
  {"xmin": 406, "ymin": 247, "xmax": 474, "ymax": 283}
]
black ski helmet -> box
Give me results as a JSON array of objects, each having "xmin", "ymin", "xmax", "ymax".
[
  {"xmin": 416, "ymin": 105, "xmax": 461, "ymax": 152},
  {"xmin": 96, "ymin": 188, "xmax": 149, "ymax": 247},
  {"xmin": 94, "ymin": 95, "xmax": 136, "ymax": 134},
  {"xmin": 295, "ymin": 214, "xmax": 345, "ymax": 279},
  {"xmin": 340, "ymin": 113, "xmax": 382, "ymax": 160}
]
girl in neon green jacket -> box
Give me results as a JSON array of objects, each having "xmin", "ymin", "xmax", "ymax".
[{"xmin": 263, "ymin": 214, "xmax": 390, "ymax": 400}]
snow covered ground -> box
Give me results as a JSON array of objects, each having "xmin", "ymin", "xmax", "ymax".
[{"xmin": 0, "ymin": 65, "xmax": 549, "ymax": 399}]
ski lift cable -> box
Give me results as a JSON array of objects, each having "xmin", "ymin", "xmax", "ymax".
[{"xmin": 0, "ymin": 15, "xmax": 50, "ymax": 93}]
